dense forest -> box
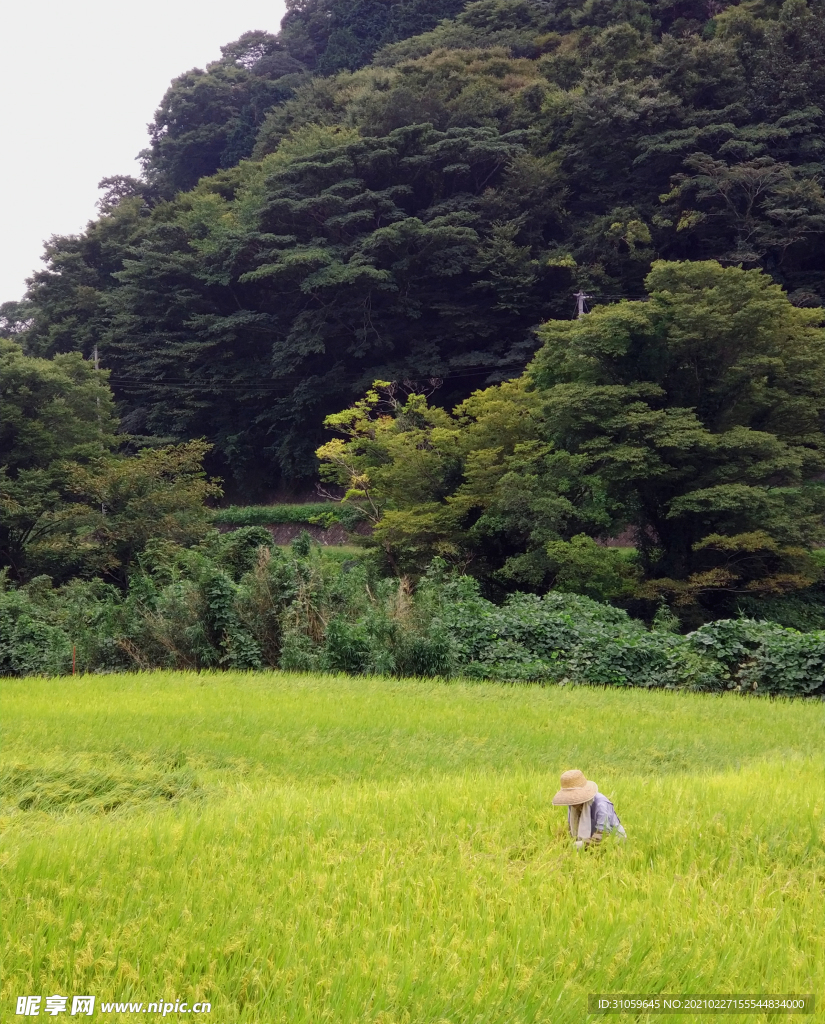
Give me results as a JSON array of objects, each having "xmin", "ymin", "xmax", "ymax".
[
  {"xmin": 4, "ymin": 0, "xmax": 825, "ymax": 487},
  {"xmin": 3, "ymin": 0, "xmax": 825, "ymax": 677}
]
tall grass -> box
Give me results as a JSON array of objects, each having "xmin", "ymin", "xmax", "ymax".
[
  {"xmin": 2, "ymin": 674, "xmax": 823, "ymax": 1023},
  {"xmin": 211, "ymin": 504, "xmax": 342, "ymax": 526}
]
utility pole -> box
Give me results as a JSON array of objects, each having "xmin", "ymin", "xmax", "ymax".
[
  {"xmin": 573, "ymin": 290, "xmax": 593, "ymax": 318},
  {"xmin": 93, "ymin": 344, "xmax": 99, "ymax": 371}
]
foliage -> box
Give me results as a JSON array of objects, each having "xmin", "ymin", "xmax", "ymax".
[
  {"xmin": 737, "ymin": 627, "xmax": 825, "ymax": 696},
  {"xmin": 278, "ymin": 0, "xmax": 470, "ymax": 76},
  {"xmin": 318, "ymin": 383, "xmax": 469, "ymax": 568},
  {"xmin": 103, "ymin": 123, "xmax": 548, "ymax": 486},
  {"xmin": 0, "ymin": 344, "xmax": 220, "ymax": 585},
  {"xmin": 140, "ymin": 32, "xmax": 303, "ymax": 195},
  {"xmin": 319, "ymin": 262, "xmax": 825, "ymax": 616},
  {"xmin": 140, "ymin": 0, "xmax": 475, "ymax": 193},
  {"xmin": 530, "ymin": 260, "xmax": 825, "ymax": 611},
  {"xmin": 16, "ymin": 0, "xmax": 825, "ymax": 494},
  {"xmin": 0, "ymin": 572, "xmax": 122, "ymax": 677},
  {"xmin": 7, "ymin": 0, "xmax": 825, "ymax": 664},
  {"xmin": 318, "ymin": 376, "xmax": 554, "ymax": 573},
  {"xmin": 2, "ymin": 539, "xmax": 824, "ymax": 695},
  {"xmin": 19, "ymin": 196, "xmax": 152, "ymax": 361},
  {"xmin": 735, "ymin": 586, "xmax": 825, "ymax": 632},
  {"xmin": 531, "ymin": 535, "xmax": 640, "ymax": 601},
  {"xmin": 427, "ymin": 571, "xmax": 825, "ymax": 694},
  {"xmin": 212, "ymin": 502, "xmax": 361, "ymax": 527},
  {"xmin": 0, "ymin": 341, "xmax": 117, "ymax": 472},
  {"xmin": 0, "ymin": 340, "xmax": 119, "ymax": 580},
  {"xmin": 64, "ymin": 441, "xmax": 223, "ymax": 587}
]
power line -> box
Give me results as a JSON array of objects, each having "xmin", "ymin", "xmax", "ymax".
[
  {"xmin": 94, "ymin": 287, "xmax": 653, "ymax": 393},
  {"xmin": 104, "ymin": 364, "xmax": 529, "ymax": 392}
]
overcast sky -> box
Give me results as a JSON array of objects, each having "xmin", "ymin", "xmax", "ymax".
[{"xmin": 1, "ymin": 0, "xmax": 288, "ymax": 305}]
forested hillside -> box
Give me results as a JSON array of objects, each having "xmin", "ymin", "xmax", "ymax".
[
  {"xmin": 4, "ymin": 0, "xmax": 825, "ymax": 491},
  {"xmin": 4, "ymin": 0, "xmax": 825, "ymax": 657}
]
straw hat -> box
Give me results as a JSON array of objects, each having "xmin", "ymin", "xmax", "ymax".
[{"xmin": 552, "ymin": 769, "xmax": 598, "ymax": 805}]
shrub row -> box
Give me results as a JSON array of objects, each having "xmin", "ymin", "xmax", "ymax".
[
  {"xmin": 1, "ymin": 536, "xmax": 824, "ymax": 696},
  {"xmin": 437, "ymin": 582, "xmax": 825, "ymax": 696},
  {"xmin": 211, "ymin": 504, "xmax": 363, "ymax": 528}
]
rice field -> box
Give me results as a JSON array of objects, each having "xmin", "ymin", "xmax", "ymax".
[{"xmin": 2, "ymin": 672, "xmax": 824, "ymax": 1023}]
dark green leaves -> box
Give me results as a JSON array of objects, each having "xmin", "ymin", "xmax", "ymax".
[{"xmin": 104, "ymin": 125, "xmax": 549, "ymax": 486}]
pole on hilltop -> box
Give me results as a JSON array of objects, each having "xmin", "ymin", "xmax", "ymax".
[{"xmin": 573, "ymin": 290, "xmax": 593, "ymax": 318}]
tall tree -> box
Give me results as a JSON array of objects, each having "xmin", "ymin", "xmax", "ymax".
[
  {"xmin": 14, "ymin": 0, "xmax": 825, "ymax": 501},
  {"xmin": 106, "ymin": 123, "xmax": 563, "ymax": 488},
  {"xmin": 140, "ymin": 32, "xmax": 304, "ymax": 195},
  {"xmin": 0, "ymin": 340, "xmax": 118, "ymax": 579},
  {"xmin": 66, "ymin": 441, "xmax": 222, "ymax": 588},
  {"xmin": 528, "ymin": 260, "xmax": 825, "ymax": 607},
  {"xmin": 319, "ymin": 262, "xmax": 825, "ymax": 614}
]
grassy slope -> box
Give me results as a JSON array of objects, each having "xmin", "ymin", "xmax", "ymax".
[{"xmin": 2, "ymin": 674, "xmax": 823, "ymax": 1023}]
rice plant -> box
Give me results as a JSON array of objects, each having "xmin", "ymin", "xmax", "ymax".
[{"xmin": 2, "ymin": 673, "xmax": 823, "ymax": 1023}]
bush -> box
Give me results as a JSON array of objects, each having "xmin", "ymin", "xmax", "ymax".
[
  {"xmin": 0, "ymin": 573, "xmax": 125, "ymax": 676},
  {"xmin": 212, "ymin": 504, "xmax": 363, "ymax": 528},
  {"xmin": 739, "ymin": 631, "xmax": 825, "ymax": 696},
  {"xmin": 2, "ymin": 553, "xmax": 824, "ymax": 697},
  {"xmin": 435, "ymin": 583, "xmax": 646, "ymax": 681},
  {"xmin": 735, "ymin": 591, "xmax": 825, "ymax": 632},
  {"xmin": 431, "ymin": 576, "xmax": 825, "ymax": 695}
]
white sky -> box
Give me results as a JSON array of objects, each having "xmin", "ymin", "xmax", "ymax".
[{"xmin": 0, "ymin": 0, "xmax": 288, "ymax": 305}]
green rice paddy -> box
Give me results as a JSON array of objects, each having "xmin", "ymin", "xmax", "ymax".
[{"xmin": 2, "ymin": 673, "xmax": 824, "ymax": 1023}]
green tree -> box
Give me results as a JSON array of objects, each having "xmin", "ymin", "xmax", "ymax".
[
  {"xmin": 106, "ymin": 123, "xmax": 558, "ymax": 488},
  {"xmin": 140, "ymin": 32, "xmax": 304, "ymax": 195},
  {"xmin": 320, "ymin": 261, "xmax": 825, "ymax": 615},
  {"xmin": 318, "ymin": 383, "xmax": 465, "ymax": 570},
  {"xmin": 530, "ymin": 260, "xmax": 825, "ymax": 610},
  {"xmin": 317, "ymin": 376, "xmax": 589, "ymax": 577},
  {"xmin": 278, "ymin": 0, "xmax": 469, "ymax": 76},
  {"xmin": 20, "ymin": 190, "xmax": 152, "ymax": 360},
  {"xmin": 66, "ymin": 441, "xmax": 222, "ymax": 587},
  {"xmin": 15, "ymin": 0, "xmax": 825, "ymax": 502},
  {"xmin": 0, "ymin": 340, "xmax": 118, "ymax": 578}
]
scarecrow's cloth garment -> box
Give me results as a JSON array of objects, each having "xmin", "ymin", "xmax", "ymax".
[{"xmin": 567, "ymin": 791, "xmax": 627, "ymax": 840}]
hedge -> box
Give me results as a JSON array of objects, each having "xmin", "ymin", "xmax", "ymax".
[{"xmin": 211, "ymin": 503, "xmax": 359, "ymax": 527}]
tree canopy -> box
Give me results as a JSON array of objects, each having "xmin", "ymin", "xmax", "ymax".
[
  {"xmin": 104, "ymin": 123, "xmax": 556, "ymax": 487},
  {"xmin": 0, "ymin": 341, "xmax": 219, "ymax": 584},
  {"xmin": 9, "ymin": 0, "xmax": 825, "ymax": 497},
  {"xmin": 140, "ymin": 0, "xmax": 472, "ymax": 194},
  {"xmin": 318, "ymin": 262, "xmax": 825, "ymax": 617},
  {"xmin": 0, "ymin": 340, "xmax": 118, "ymax": 578}
]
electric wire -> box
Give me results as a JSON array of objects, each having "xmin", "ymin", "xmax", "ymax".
[
  {"xmin": 103, "ymin": 364, "xmax": 529, "ymax": 392},
  {"xmin": 95, "ymin": 292, "xmax": 648, "ymax": 390}
]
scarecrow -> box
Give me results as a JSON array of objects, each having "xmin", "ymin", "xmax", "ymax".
[{"xmin": 552, "ymin": 769, "xmax": 626, "ymax": 847}]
